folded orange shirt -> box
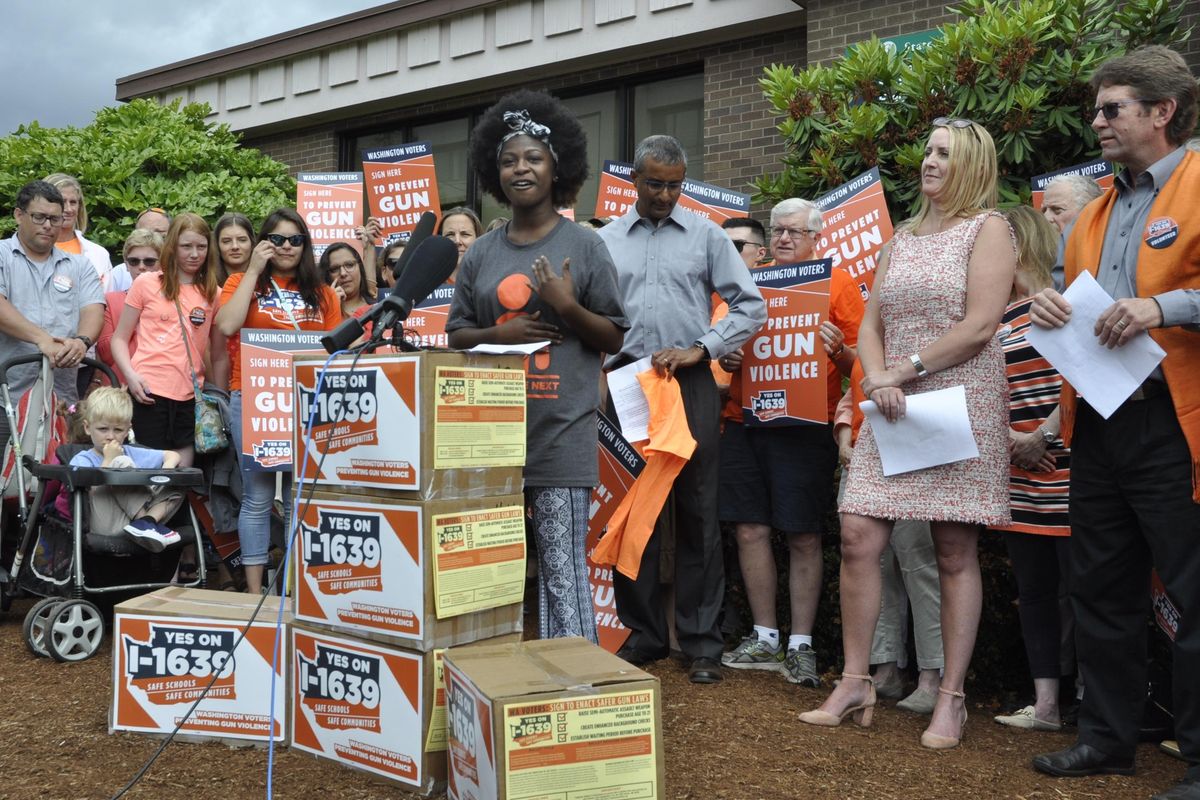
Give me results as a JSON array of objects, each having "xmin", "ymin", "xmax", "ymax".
[{"xmin": 592, "ymin": 369, "xmax": 697, "ymax": 581}]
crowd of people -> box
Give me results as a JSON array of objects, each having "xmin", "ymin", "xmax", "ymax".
[{"xmin": 0, "ymin": 43, "xmax": 1196, "ymax": 799}]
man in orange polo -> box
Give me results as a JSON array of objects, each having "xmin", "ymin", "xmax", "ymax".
[
  {"xmin": 717, "ymin": 197, "xmax": 863, "ymax": 685},
  {"xmin": 1029, "ymin": 46, "xmax": 1200, "ymax": 800}
]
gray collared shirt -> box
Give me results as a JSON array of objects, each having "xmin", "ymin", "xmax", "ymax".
[
  {"xmin": 0, "ymin": 235, "xmax": 104, "ymax": 398},
  {"xmin": 598, "ymin": 203, "xmax": 766, "ymax": 368}
]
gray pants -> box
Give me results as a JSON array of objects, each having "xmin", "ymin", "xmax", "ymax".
[{"xmin": 87, "ymin": 455, "xmax": 185, "ymax": 536}]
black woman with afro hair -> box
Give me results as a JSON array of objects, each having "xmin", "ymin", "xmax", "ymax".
[{"xmin": 446, "ymin": 89, "xmax": 629, "ymax": 644}]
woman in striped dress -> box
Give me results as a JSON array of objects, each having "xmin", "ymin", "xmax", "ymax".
[{"xmin": 992, "ymin": 205, "xmax": 1073, "ymax": 732}]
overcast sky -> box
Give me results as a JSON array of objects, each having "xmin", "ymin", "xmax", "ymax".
[{"xmin": 1, "ymin": 0, "xmax": 377, "ymax": 135}]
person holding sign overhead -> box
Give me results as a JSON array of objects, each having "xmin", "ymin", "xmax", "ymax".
[
  {"xmin": 598, "ymin": 135, "xmax": 766, "ymax": 684},
  {"xmin": 717, "ymin": 198, "xmax": 863, "ymax": 687},
  {"xmin": 1028, "ymin": 47, "xmax": 1200, "ymax": 800},
  {"xmin": 446, "ymin": 90, "xmax": 627, "ymax": 644},
  {"xmin": 800, "ymin": 118, "xmax": 1016, "ymax": 750},
  {"xmin": 215, "ymin": 208, "xmax": 343, "ymax": 594}
]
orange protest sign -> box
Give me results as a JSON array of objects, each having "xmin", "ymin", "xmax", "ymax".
[
  {"xmin": 814, "ymin": 167, "xmax": 893, "ymax": 299},
  {"xmin": 239, "ymin": 329, "xmax": 326, "ymax": 472},
  {"xmin": 403, "ymin": 282, "xmax": 455, "ymax": 349},
  {"xmin": 297, "ymin": 172, "xmax": 364, "ymax": 258},
  {"xmin": 362, "ymin": 141, "xmax": 442, "ymax": 244},
  {"xmin": 1030, "ymin": 159, "xmax": 1114, "ymax": 209},
  {"xmin": 586, "ymin": 412, "xmax": 644, "ymax": 653},
  {"xmin": 594, "ymin": 161, "xmax": 750, "ymax": 223},
  {"xmin": 738, "ymin": 259, "xmax": 833, "ymax": 426}
]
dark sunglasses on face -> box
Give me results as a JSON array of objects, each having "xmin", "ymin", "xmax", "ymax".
[
  {"xmin": 730, "ymin": 239, "xmax": 763, "ymax": 251},
  {"xmin": 266, "ymin": 233, "xmax": 307, "ymax": 247},
  {"xmin": 126, "ymin": 257, "xmax": 159, "ymax": 267},
  {"xmin": 1091, "ymin": 99, "xmax": 1149, "ymax": 121},
  {"xmin": 384, "ymin": 256, "xmax": 403, "ymax": 268}
]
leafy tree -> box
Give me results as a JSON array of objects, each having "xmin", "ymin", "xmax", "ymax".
[
  {"xmin": 756, "ymin": 0, "xmax": 1192, "ymax": 215},
  {"xmin": 0, "ymin": 99, "xmax": 294, "ymax": 250}
]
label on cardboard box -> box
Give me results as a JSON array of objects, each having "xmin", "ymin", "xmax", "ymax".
[
  {"xmin": 112, "ymin": 614, "xmax": 285, "ymax": 741},
  {"xmin": 295, "ymin": 354, "xmax": 421, "ymax": 491},
  {"xmin": 292, "ymin": 627, "xmax": 425, "ymax": 787},
  {"xmin": 295, "ymin": 497, "xmax": 424, "ymax": 639},
  {"xmin": 446, "ymin": 667, "xmax": 497, "ymax": 800},
  {"xmin": 432, "ymin": 505, "xmax": 526, "ymax": 618},
  {"xmin": 424, "ymin": 649, "xmax": 448, "ymax": 753},
  {"xmin": 502, "ymin": 690, "xmax": 659, "ymax": 799},
  {"xmin": 433, "ymin": 367, "xmax": 526, "ymax": 469}
]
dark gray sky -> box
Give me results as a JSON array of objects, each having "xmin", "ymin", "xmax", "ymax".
[{"xmin": 2, "ymin": 1, "xmax": 377, "ymax": 135}]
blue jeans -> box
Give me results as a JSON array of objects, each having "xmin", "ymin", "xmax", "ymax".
[{"xmin": 229, "ymin": 391, "xmax": 291, "ymax": 567}]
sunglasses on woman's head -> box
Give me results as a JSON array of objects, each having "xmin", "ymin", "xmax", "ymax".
[{"xmin": 266, "ymin": 233, "xmax": 307, "ymax": 247}]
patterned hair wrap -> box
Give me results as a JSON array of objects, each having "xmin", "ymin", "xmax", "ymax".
[{"xmin": 497, "ymin": 109, "xmax": 558, "ymax": 163}]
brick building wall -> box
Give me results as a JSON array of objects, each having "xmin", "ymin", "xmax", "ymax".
[{"xmin": 805, "ymin": 0, "xmax": 955, "ymax": 66}]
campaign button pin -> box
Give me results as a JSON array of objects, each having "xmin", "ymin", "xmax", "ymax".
[
  {"xmin": 53, "ymin": 274, "xmax": 73, "ymax": 293},
  {"xmin": 1145, "ymin": 217, "xmax": 1178, "ymax": 249}
]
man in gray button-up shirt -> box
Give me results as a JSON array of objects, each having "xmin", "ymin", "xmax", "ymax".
[
  {"xmin": 598, "ymin": 135, "xmax": 765, "ymax": 684},
  {"xmin": 1030, "ymin": 46, "xmax": 1200, "ymax": 799},
  {"xmin": 0, "ymin": 180, "xmax": 104, "ymax": 450}
]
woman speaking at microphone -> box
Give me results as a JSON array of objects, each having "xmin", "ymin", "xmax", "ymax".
[
  {"xmin": 446, "ymin": 90, "xmax": 628, "ymax": 643},
  {"xmin": 215, "ymin": 208, "xmax": 342, "ymax": 594}
]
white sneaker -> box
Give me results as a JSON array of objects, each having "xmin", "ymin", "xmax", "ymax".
[{"xmin": 123, "ymin": 519, "xmax": 181, "ymax": 552}]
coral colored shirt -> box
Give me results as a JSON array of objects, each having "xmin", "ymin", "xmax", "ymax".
[
  {"xmin": 221, "ymin": 272, "xmax": 342, "ymax": 392},
  {"xmin": 126, "ymin": 273, "xmax": 216, "ymax": 401}
]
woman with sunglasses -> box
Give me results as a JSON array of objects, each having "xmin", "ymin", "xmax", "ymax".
[
  {"xmin": 96, "ymin": 228, "xmax": 164, "ymax": 380},
  {"xmin": 215, "ymin": 209, "xmax": 342, "ymax": 594},
  {"xmin": 320, "ymin": 242, "xmax": 377, "ymax": 318},
  {"xmin": 110, "ymin": 213, "xmax": 220, "ymax": 468},
  {"xmin": 446, "ymin": 90, "xmax": 627, "ymax": 643},
  {"xmin": 800, "ymin": 117, "xmax": 1016, "ymax": 750}
]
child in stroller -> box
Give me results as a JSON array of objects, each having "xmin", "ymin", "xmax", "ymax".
[{"xmin": 61, "ymin": 388, "xmax": 184, "ymax": 551}]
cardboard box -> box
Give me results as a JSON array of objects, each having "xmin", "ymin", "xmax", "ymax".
[
  {"xmin": 111, "ymin": 587, "xmax": 291, "ymax": 744},
  {"xmin": 294, "ymin": 491, "xmax": 526, "ymax": 651},
  {"xmin": 290, "ymin": 623, "xmax": 519, "ymax": 796},
  {"xmin": 443, "ymin": 638, "xmax": 664, "ymax": 800},
  {"xmin": 293, "ymin": 350, "xmax": 526, "ymax": 500}
]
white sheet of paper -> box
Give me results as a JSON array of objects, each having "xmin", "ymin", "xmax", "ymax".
[
  {"xmin": 607, "ymin": 357, "xmax": 654, "ymax": 442},
  {"xmin": 860, "ymin": 385, "xmax": 979, "ymax": 477},
  {"xmin": 1024, "ymin": 271, "xmax": 1166, "ymax": 419},
  {"xmin": 466, "ymin": 340, "xmax": 551, "ymax": 355}
]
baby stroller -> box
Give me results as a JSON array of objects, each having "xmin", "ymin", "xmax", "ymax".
[{"xmin": 0, "ymin": 354, "xmax": 206, "ymax": 662}]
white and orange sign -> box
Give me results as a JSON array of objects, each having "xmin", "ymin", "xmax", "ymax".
[
  {"xmin": 595, "ymin": 160, "xmax": 750, "ymax": 223},
  {"xmin": 112, "ymin": 614, "xmax": 285, "ymax": 742},
  {"xmin": 295, "ymin": 496, "xmax": 425, "ymax": 640},
  {"xmin": 445, "ymin": 665, "xmax": 495, "ymax": 800},
  {"xmin": 404, "ymin": 282, "xmax": 455, "ymax": 349},
  {"xmin": 738, "ymin": 259, "xmax": 832, "ymax": 426},
  {"xmin": 1030, "ymin": 159, "xmax": 1114, "ymax": 209},
  {"xmin": 240, "ymin": 330, "xmax": 325, "ymax": 472},
  {"xmin": 363, "ymin": 141, "xmax": 441, "ymax": 245},
  {"xmin": 586, "ymin": 412, "xmax": 643, "ymax": 653},
  {"xmin": 814, "ymin": 167, "xmax": 893, "ymax": 300},
  {"xmin": 297, "ymin": 172, "xmax": 364, "ymax": 258},
  {"xmin": 292, "ymin": 627, "xmax": 425, "ymax": 788}
]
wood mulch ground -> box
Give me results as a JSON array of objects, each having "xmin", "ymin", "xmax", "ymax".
[{"xmin": 0, "ymin": 595, "xmax": 1186, "ymax": 800}]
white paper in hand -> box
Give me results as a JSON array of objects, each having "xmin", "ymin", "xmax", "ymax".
[
  {"xmin": 607, "ymin": 356, "xmax": 654, "ymax": 442},
  {"xmin": 467, "ymin": 340, "xmax": 551, "ymax": 355},
  {"xmin": 860, "ymin": 385, "xmax": 979, "ymax": 476},
  {"xmin": 1025, "ymin": 271, "xmax": 1166, "ymax": 418}
]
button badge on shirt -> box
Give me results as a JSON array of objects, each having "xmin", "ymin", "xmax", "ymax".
[
  {"xmin": 1145, "ymin": 217, "xmax": 1179, "ymax": 249},
  {"xmin": 52, "ymin": 275, "xmax": 73, "ymax": 293}
]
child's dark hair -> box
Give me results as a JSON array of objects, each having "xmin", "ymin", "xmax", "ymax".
[{"xmin": 469, "ymin": 89, "xmax": 589, "ymax": 208}]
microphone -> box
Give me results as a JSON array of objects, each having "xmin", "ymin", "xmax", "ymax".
[
  {"xmin": 320, "ymin": 234, "xmax": 458, "ymax": 353},
  {"xmin": 388, "ymin": 210, "xmax": 438, "ymax": 284}
]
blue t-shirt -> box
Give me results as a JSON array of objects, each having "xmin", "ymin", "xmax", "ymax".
[{"xmin": 70, "ymin": 445, "xmax": 166, "ymax": 469}]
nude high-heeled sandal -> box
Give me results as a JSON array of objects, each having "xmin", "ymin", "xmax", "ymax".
[
  {"xmin": 798, "ymin": 673, "xmax": 876, "ymax": 728},
  {"xmin": 920, "ymin": 687, "xmax": 968, "ymax": 749}
]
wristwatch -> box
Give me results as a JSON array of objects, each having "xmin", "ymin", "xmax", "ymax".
[
  {"xmin": 693, "ymin": 340, "xmax": 711, "ymax": 360},
  {"xmin": 1039, "ymin": 427, "xmax": 1056, "ymax": 445},
  {"xmin": 73, "ymin": 334, "xmax": 94, "ymax": 348},
  {"xmin": 909, "ymin": 352, "xmax": 928, "ymax": 378}
]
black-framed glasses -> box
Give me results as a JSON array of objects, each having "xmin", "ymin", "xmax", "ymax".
[
  {"xmin": 126, "ymin": 257, "xmax": 159, "ymax": 267},
  {"xmin": 266, "ymin": 233, "xmax": 307, "ymax": 247},
  {"xmin": 730, "ymin": 239, "xmax": 763, "ymax": 251},
  {"xmin": 640, "ymin": 179, "xmax": 683, "ymax": 193},
  {"xmin": 24, "ymin": 211, "xmax": 63, "ymax": 227},
  {"xmin": 384, "ymin": 256, "xmax": 403, "ymax": 268},
  {"xmin": 770, "ymin": 226, "xmax": 819, "ymax": 240},
  {"xmin": 326, "ymin": 262, "xmax": 355, "ymax": 276},
  {"xmin": 1091, "ymin": 99, "xmax": 1149, "ymax": 121}
]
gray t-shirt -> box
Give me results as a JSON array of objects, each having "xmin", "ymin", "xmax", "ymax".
[{"xmin": 446, "ymin": 217, "xmax": 628, "ymax": 487}]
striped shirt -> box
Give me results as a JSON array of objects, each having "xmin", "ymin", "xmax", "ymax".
[{"xmin": 994, "ymin": 298, "xmax": 1070, "ymax": 536}]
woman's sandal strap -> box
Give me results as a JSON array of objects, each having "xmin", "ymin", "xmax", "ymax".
[{"xmin": 842, "ymin": 672, "xmax": 873, "ymax": 682}]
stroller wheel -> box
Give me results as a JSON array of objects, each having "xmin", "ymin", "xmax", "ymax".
[
  {"xmin": 46, "ymin": 599, "xmax": 104, "ymax": 662},
  {"xmin": 22, "ymin": 597, "xmax": 62, "ymax": 657}
]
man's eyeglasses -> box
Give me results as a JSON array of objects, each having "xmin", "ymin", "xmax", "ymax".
[
  {"xmin": 266, "ymin": 233, "xmax": 307, "ymax": 247},
  {"xmin": 770, "ymin": 226, "xmax": 819, "ymax": 240},
  {"xmin": 1091, "ymin": 99, "xmax": 1149, "ymax": 121},
  {"xmin": 24, "ymin": 211, "xmax": 63, "ymax": 228},
  {"xmin": 126, "ymin": 257, "xmax": 159, "ymax": 268},
  {"xmin": 640, "ymin": 179, "xmax": 683, "ymax": 193},
  {"xmin": 384, "ymin": 256, "xmax": 403, "ymax": 269},
  {"xmin": 730, "ymin": 239, "xmax": 763, "ymax": 251}
]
